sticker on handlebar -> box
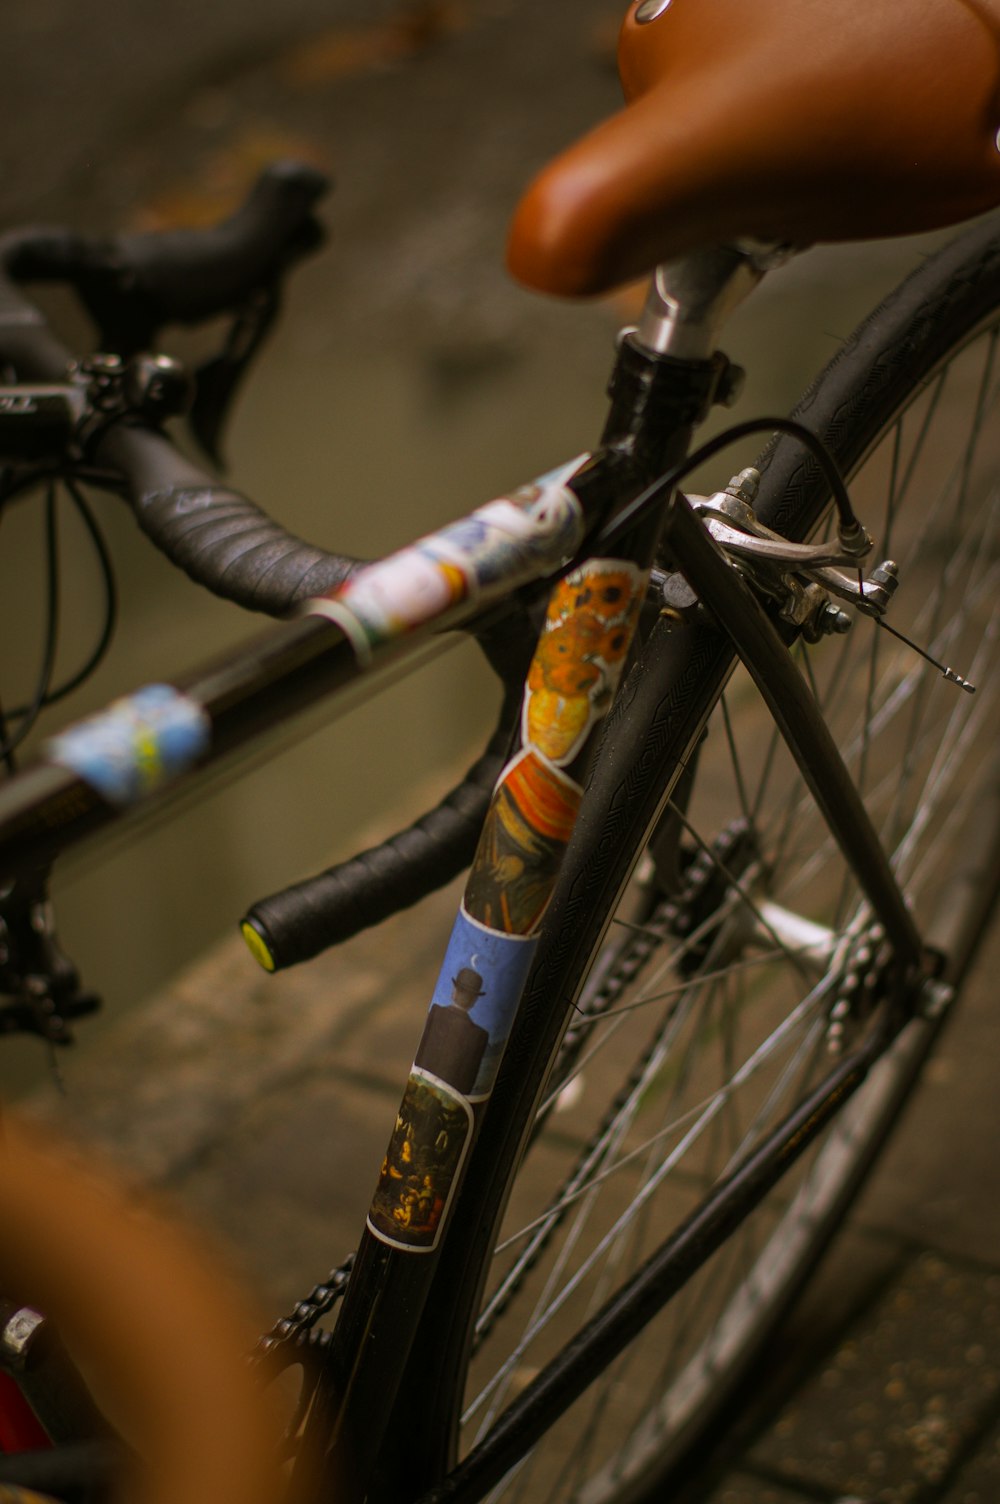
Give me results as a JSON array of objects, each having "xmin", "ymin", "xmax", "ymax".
[
  {"xmin": 44, "ymin": 684, "xmax": 211, "ymax": 805},
  {"xmin": 303, "ymin": 455, "xmax": 589, "ymax": 662}
]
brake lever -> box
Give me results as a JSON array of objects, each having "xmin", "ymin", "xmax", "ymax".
[
  {"xmin": 68, "ymin": 164, "xmax": 329, "ymax": 463},
  {"xmin": 188, "ymin": 282, "xmax": 281, "ymax": 467}
]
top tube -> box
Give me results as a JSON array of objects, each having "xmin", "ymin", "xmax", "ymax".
[
  {"xmin": 303, "ymin": 456, "xmax": 587, "ymax": 664},
  {"xmin": 0, "ymin": 454, "xmax": 595, "ymax": 875}
]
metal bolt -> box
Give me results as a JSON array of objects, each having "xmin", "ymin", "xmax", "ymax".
[
  {"xmin": 725, "ymin": 467, "xmax": 760, "ymax": 505},
  {"xmin": 1, "ymin": 1307, "xmax": 46, "ymax": 1371},
  {"xmin": 635, "ymin": 0, "xmax": 674, "ymax": 22},
  {"xmin": 816, "ymin": 602, "xmax": 852, "ymax": 636}
]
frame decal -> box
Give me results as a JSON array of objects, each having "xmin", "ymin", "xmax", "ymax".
[
  {"xmin": 523, "ymin": 560, "xmax": 644, "ymax": 765},
  {"xmin": 466, "ymin": 749, "xmax": 582, "ymax": 935},
  {"xmin": 369, "ymin": 554, "xmax": 649, "ymax": 1253},
  {"xmin": 304, "ymin": 456, "xmax": 588, "ymax": 657},
  {"xmin": 367, "ymin": 1070, "xmax": 474, "ymax": 1252},
  {"xmin": 44, "ymin": 684, "xmax": 210, "ymax": 806},
  {"xmin": 414, "ymin": 906, "xmax": 538, "ymax": 1102}
]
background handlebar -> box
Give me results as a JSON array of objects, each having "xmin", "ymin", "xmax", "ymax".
[{"xmin": 0, "ymin": 165, "xmax": 535, "ymax": 962}]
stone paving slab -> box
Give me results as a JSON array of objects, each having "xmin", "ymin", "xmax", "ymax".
[
  {"xmin": 746, "ymin": 1252, "xmax": 1000, "ymax": 1503},
  {"xmin": 26, "ymin": 871, "xmax": 464, "ymax": 1191},
  {"xmin": 699, "ymin": 1477, "xmax": 825, "ymax": 1503},
  {"xmin": 176, "ymin": 1075, "xmax": 404, "ymax": 1311},
  {"xmin": 941, "ymin": 1417, "xmax": 1000, "ymax": 1503}
]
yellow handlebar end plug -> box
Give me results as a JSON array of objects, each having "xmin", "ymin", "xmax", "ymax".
[{"xmin": 241, "ymin": 920, "xmax": 277, "ymax": 973}]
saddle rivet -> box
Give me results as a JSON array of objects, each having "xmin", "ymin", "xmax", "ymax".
[{"xmin": 636, "ymin": 0, "xmax": 673, "ymax": 22}]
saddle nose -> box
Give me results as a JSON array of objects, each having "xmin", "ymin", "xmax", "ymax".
[{"xmin": 507, "ymin": 0, "xmax": 1000, "ymax": 296}]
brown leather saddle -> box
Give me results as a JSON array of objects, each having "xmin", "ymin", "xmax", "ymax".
[{"xmin": 507, "ymin": 0, "xmax": 1000, "ymax": 294}]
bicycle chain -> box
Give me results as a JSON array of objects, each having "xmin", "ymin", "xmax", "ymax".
[{"xmin": 253, "ymin": 1252, "xmax": 354, "ymax": 1368}]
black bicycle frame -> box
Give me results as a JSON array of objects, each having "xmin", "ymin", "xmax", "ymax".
[
  {"xmin": 0, "ymin": 373, "xmax": 934, "ymax": 1504},
  {"xmin": 404, "ymin": 489, "xmax": 933, "ymax": 1503}
]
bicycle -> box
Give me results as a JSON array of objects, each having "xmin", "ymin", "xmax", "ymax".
[{"xmin": 1, "ymin": 0, "xmax": 999, "ymax": 1500}]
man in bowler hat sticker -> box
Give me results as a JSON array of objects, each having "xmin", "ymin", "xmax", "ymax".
[{"xmin": 414, "ymin": 964, "xmax": 490, "ymax": 1096}]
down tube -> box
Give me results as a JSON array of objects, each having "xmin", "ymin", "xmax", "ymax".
[{"xmin": 305, "ymin": 545, "xmax": 657, "ymax": 1498}]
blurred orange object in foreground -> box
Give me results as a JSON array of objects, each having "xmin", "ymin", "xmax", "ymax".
[{"xmin": 0, "ymin": 1115, "xmax": 287, "ymax": 1504}]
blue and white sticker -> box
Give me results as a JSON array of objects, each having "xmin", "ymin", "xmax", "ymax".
[
  {"xmin": 45, "ymin": 684, "xmax": 211, "ymax": 806},
  {"xmin": 412, "ymin": 906, "xmax": 539, "ymax": 1103},
  {"xmin": 303, "ymin": 455, "xmax": 589, "ymax": 661}
]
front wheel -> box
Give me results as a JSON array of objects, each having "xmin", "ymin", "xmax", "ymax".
[{"xmin": 403, "ymin": 214, "xmax": 1000, "ymax": 1504}]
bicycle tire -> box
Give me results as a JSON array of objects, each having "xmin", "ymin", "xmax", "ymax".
[{"xmin": 386, "ymin": 213, "xmax": 1000, "ymax": 1504}]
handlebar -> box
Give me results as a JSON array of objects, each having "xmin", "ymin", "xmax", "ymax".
[
  {"xmin": 0, "ymin": 161, "xmax": 327, "ymax": 363},
  {"xmin": 0, "ymin": 163, "xmax": 363, "ymax": 610},
  {"xmin": 0, "ymin": 165, "xmax": 533, "ymax": 963}
]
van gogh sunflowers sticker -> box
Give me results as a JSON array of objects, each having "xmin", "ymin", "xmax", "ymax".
[{"xmin": 523, "ymin": 561, "xmax": 644, "ymax": 765}]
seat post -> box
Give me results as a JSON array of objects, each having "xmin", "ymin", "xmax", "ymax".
[{"xmin": 634, "ymin": 242, "xmax": 791, "ymax": 361}]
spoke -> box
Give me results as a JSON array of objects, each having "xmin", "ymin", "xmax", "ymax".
[
  {"xmin": 721, "ymin": 693, "xmax": 753, "ymax": 827},
  {"xmin": 749, "ymin": 710, "xmax": 783, "ymax": 824},
  {"xmin": 894, "ymin": 603, "xmax": 999, "ymax": 886},
  {"xmin": 469, "ymin": 971, "xmax": 839, "ymax": 1426},
  {"xmin": 667, "ymin": 802, "xmax": 817, "ymax": 985},
  {"xmin": 564, "ymin": 948, "xmax": 806, "ymax": 1029}
]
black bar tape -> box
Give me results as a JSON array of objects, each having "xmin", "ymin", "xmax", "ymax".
[
  {"xmin": 240, "ymin": 682, "xmax": 521, "ymax": 969},
  {"xmin": 134, "ymin": 483, "xmax": 359, "ymax": 612},
  {"xmin": 99, "ymin": 424, "xmax": 360, "ymax": 613},
  {"xmin": 0, "ymin": 163, "xmax": 328, "ymax": 373}
]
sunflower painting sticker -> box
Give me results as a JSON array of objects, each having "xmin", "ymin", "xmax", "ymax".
[{"xmin": 523, "ymin": 561, "xmax": 644, "ymax": 766}]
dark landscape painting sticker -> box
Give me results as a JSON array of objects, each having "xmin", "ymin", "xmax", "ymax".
[{"xmin": 367, "ymin": 1070, "xmax": 474, "ymax": 1252}]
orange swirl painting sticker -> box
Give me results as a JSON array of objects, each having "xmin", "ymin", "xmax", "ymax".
[{"xmin": 465, "ymin": 749, "xmax": 582, "ymax": 935}]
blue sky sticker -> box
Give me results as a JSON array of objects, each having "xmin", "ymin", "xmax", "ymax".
[{"xmin": 413, "ymin": 906, "xmax": 539, "ymax": 1102}]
